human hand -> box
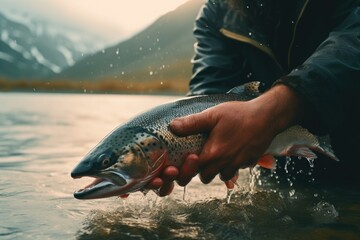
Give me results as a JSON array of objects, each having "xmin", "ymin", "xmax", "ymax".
[
  {"xmin": 169, "ymin": 85, "xmax": 306, "ymax": 186},
  {"xmin": 144, "ymin": 166, "xmax": 179, "ymax": 197},
  {"xmin": 144, "ymin": 154, "xmax": 239, "ymax": 197}
]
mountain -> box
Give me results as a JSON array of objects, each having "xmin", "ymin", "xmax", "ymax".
[
  {"xmin": 57, "ymin": 0, "xmax": 204, "ymax": 83},
  {"xmin": 0, "ymin": 11, "xmax": 107, "ymax": 80}
]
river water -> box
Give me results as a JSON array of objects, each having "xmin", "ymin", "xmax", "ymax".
[{"xmin": 0, "ymin": 92, "xmax": 359, "ymax": 240}]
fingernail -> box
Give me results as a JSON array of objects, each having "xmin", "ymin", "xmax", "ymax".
[{"xmin": 170, "ymin": 118, "xmax": 183, "ymax": 128}]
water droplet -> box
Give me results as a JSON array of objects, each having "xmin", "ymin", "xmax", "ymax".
[
  {"xmin": 289, "ymin": 189, "xmax": 295, "ymax": 197},
  {"xmin": 84, "ymin": 89, "xmax": 87, "ymax": 93},
  {"xmin": 139, "ymin": 47, "xmax": 143, "ymax": 51},
  {"xmin": 149, "ymin": 71, "xmax": 153, "ymax": 76},
  {"xmin": 248, "ymin": 32, "xmax": 252, "ymax": 36},
  {"xmin": 121, "ymin": 71, "xmax": 125, "ymax": 75},
  {"xmin": 284, "ymin": 157, "xmax": 291, "ymax": 173},
  {"xmin": 160, "ymin": 81, "xmax": 163, "ymax": 85},
  {"xmin": 307, "ymin": 158, "xmax": 315, "ymax": 168},
  {"xmin": 116, "ymin": 48, "xmax": 119, "ymax": 55},
  {"xmin": 109, "ymin": 64, "xmax": 113, "ymax": 68}
]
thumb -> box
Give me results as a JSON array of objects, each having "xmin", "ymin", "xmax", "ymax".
[{"xmin": 169, "ymin": 110, "xmax": 215, "ymax": 136}]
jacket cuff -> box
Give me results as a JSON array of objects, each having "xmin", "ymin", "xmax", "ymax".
[{"xmin": 273, "ymin": 65, "xmax": 343, "ymax": 135}]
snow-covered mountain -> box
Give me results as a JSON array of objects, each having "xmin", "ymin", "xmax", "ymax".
[
  {"xmin": 58, "ymin": 0, "xmax": 204, "ymax": 83},
  {"xmin": 0, "ymin": 10, "xmax": 107, "ymax": 80}
]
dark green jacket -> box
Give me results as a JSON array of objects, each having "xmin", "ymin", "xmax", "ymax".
[{"xmin": 189, "ymin": 0, "xmax": 360, "ymax": 181}]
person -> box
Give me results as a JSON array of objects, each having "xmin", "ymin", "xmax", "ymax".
[{"xmin": 146, "ymin": 0, "xmax": 360, "ymax": 196}]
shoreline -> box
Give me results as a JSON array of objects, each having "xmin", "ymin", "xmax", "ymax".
[{"xmin": 0, "ymin": 78, "xmax": 189, "ymax": 96}]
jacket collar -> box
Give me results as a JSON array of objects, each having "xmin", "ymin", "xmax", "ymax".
[{"xmin": 220, "ymin": 0, "xmax": 310, "ymax": 68}]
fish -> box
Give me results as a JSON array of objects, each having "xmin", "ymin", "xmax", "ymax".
[{"xmin": 70, "ymin": 82, "xmax": 339, "ymax": 199}]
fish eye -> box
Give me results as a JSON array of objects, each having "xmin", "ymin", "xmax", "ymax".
[
  {"xmin": 98, "ymin": 154, "xmax": 111, "ymax": 168},
  {"xmin": 102, "ymin": 158, "xmax": 110, "ymax": 168}
]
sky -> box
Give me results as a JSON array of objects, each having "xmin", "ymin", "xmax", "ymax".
[{"xmin": 0, "ymin": 0, "xmax": 190, "ymax": 43}]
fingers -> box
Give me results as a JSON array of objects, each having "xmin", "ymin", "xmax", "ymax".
[
  {"xmin": 146, "ymin": 177, "xmax": 164, "ymax": 190},
  {"xmin": 198, "ymin": 156, "xmax": 226, "ymax": 184},
  {"xmin": 220, "ymin": 153, "xmax": 257, "ymax": 181},
  {"xmin": 158, "ymin": 182, "xmax": 175, "ymax": 197},
  {"xmin": 169, "ymin": 110, "xmax": 216, "ymax": 136},
  {"xmin": 145, "ymin": 166, "xmax": 179, "ymax": 197},
  {"xmin": 161, "ymin": 166, "xmax": 179, "ymax": 182},
  {"xmin": 157, "ymin": 166, "xmax": 179, "ymax": 196},
  {"xmin": 177, "ymin": 154, "xmax": 200, "ymax": 186},
  {"xmin": 221, "ymin": 171, "xmax": 239, "ymax": 189}
]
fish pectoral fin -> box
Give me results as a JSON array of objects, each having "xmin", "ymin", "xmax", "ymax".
[
  {"xmin": 287, "ymin": 145, "xmax": 317, "ymax": 159},
  {"xmin": 257, "ymin": 155, "xmax": 277, "ymax": 169}
]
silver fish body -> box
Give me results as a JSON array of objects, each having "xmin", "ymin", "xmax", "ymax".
[{"xmin": 71, "ymin": 82, "xmax": 338, "ymax": 199}]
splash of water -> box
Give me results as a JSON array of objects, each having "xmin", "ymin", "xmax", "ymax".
[{"xmin": 226, "ymin": 188, "xmax": 235, "ymax": 204}]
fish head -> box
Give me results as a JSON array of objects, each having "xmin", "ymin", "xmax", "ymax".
[{"xmin": 71, "ymin": 126, "xmax": 167, "ymax": 199}]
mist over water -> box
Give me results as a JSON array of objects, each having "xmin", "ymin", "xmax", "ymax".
[{"xmin": 0, "ymin": 92, "xmax": 359, "ymax": 240}]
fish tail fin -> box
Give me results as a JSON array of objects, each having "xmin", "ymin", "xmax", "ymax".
[
  {"xmin": 257, "ymin": 155, "xmax": 277, "ymax": 169},
  {"xmin": 287, "ymin": 145, "xmax": 318, "ymax": 159},
  {"xmin": 286, "ymin": 138, "xmax": 339, "ymax": 162},
  {"xmin": 315, "ymin": 135, "xmax": 340, "ymax": 161}
]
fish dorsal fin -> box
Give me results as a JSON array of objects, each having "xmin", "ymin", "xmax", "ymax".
[{"xmin": 227, "ymin": 81, "xmax": 262, "ymax": 97}]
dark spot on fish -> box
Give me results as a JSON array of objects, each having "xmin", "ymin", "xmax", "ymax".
[
  {"xmin": 140, "ymin": 142, "xmax": 144, "ymax": 145},
  {"xmin": 152, "ymin": 143, "xmax": 157, "ymax": 146},
  {"xmin": 144, "ymin": 148, "xmax": 149, "ymax": 152}
]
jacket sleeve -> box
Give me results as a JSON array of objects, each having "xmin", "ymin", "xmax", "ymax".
[
  {"xmin": 274, "ymin": 5, "xmax": 360, "ymax": 135},
  {"xmin": 189, "ymin": 0, "xmax": 249, "ymax": 95}
]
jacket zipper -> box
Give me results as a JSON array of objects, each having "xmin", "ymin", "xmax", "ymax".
[{"xmin": 287, "ymin": 0, "xmax": 310, "ymax": 67}]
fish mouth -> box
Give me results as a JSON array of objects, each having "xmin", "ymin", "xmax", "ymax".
[{"xmin": 72, "ymin": 171, "xmax": 129, "ymax": 200}]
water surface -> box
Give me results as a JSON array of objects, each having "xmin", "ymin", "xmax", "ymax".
[{"xmin": 0, "ymin": 92, "xmax": 359, "ymax": 240}]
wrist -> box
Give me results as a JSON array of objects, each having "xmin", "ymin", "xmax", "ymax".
[{"xmin": 251, "ymin": 84, "xmax": 306, "ymax": 133}]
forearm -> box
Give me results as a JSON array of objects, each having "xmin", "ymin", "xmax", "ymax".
[{"xmin": 250, "ymin": 84, "xmax": 307, "ymax": 134}]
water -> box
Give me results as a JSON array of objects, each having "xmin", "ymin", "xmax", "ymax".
[{"xmin": 0, "ymin": 92, "xmax": 359, "ymax": 240}]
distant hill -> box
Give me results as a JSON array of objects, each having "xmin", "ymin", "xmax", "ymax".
[
  {"xmin": 0, "ymin": 11, "xmax": 107, "ymax": 80},
  {"xmin": 57, "ymin": 0, "xmax": 204, "ymax": 84}
]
